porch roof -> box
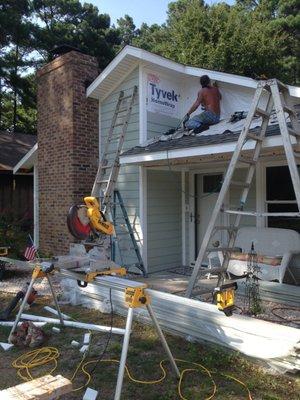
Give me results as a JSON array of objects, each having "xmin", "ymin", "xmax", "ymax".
[{"xmin": 119, "ymin": 122, "xmax": 292, "ymax": 165}]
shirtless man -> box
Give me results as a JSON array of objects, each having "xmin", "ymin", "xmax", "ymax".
[{"xmin": 184, "ymin": 75, "xmax": 221, "ymax": 131}]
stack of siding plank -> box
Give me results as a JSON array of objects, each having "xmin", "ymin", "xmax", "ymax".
[{"xmin": 77, "ymin": 281, "xmax": 300, "ymax": 373}]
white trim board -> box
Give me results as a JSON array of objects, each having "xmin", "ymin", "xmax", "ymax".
[
  {"xmin": 87, "ymin": 45, "xmax": 300, "ymax": 101},
  {"xmin": 120, "ymin": 135, "xmax": 296, "ymax": 165},
  {"xmin": 13, "ymin": 143, "xmax": 38, "ymax": 174}
]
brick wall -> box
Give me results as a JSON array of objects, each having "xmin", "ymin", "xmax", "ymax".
[{"xmin": 37, "ymin": 51, "xmax": 99, "ymax": 254}]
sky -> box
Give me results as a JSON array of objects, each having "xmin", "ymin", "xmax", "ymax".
[{"xmin": 85, "ymin": 0, "xmax": 235, "ymax": 28}]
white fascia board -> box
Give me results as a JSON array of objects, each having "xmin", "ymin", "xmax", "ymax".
[
  {"xmin": 119, "ymin": 135, "xmax": 291, "ymax": 165},
  {"xmin": 87, "ymin": 45, "xmax": 300, "ymax": 100},
  {"xmin": 13, "ymin": 143, "xmax": 38, "ymax": 174}
]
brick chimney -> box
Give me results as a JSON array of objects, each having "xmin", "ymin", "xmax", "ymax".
[{"xmin": 37, "ymin": 51, "xmax": 99, "ymax": 255}]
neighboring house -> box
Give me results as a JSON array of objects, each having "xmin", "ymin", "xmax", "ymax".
[
  {"xmin": 16, "ymin": 46, "xmax": 300, "ymax": 278},
  {"xmin": 86, "ymin": 46, "xmax": 300, "ymax": 278},
  {"xmin": 0, "ymin": 131, "xmax": 36, "ymax": 224}
]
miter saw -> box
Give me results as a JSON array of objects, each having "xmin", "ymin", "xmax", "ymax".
[{"xmin": 67, "ymin": 196, "xmax": 114, "ymax": 240}]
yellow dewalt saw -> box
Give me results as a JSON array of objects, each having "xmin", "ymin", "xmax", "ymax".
[{"xmin": 67, "ymin": 196, "xmax": 114, "ymax": 240}]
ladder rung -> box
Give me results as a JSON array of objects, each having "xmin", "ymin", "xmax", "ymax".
[
  {"xmin": 255, "ymin": 108, "xmax": 270, "ymax": 118},
  {"xmin": 283, "ymin": 105, "xmax": 296, "ymax": 115},
  {"xmin": 198, "ymin": 267, "xmax": 227, "ymax": 274},
  {"xmin": 294, "ymin": 151, "xmax": 300, "ymax": 158},
  {"xmin": 214, "ymin": 226, "xmax": 238, "ymax": 231},
  {"xmin": 96, "ymin": 179, "xmax": 109, "ymax": 184},
  {"xmin": 247, "ymin": 133, "xmax": 263, "ymax": 142},
  {"xmin": 117, "ymin": 107, "xmax": 128, "ymax": 113},
  {"xmin": 224, "ymin": 209, "xmax": 300, "ymax": 217},
  {"xmin": 121, "ymin": 95, "xmax": 133, "ymax": 101},
  {"xmin": 230, "ymin": 180, "xmax": 250, "ymax": 188},
  {"xmin": 288, "ymin": 128, "xmax": 300, "ymax": 138},
  {"xmin": 238, "ymin": 157, "xmax": 256, "ymax": 165},
  {"xmin": 206, "ymin": 247, "xmax": 240, "ymax": 253},
  {"xmin": 100, "ymin": 164, "xmax": 113, "ymax": 170},
  {"xmin": 113, "ymin": 122, "xmax": 124, "ymax": 128}
]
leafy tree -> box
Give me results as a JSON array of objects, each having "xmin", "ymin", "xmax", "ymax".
[
  {"xmin": 0, "ymin": 0, "xmax": 36, "ymax": 133},
  {"xmin": 116, "ymin": 15, "xmax": 138, "ymax": 45},
  {"xmin": 31, "ymin": 0, "xmax": 120, "ymax": 69},
  {"xmin": 0, "ymin": 0, "xmax": 122, "ymax": 134},
  {"xmin": 133, "ymin": 0, "xmax": 298, "ymax": 84}
]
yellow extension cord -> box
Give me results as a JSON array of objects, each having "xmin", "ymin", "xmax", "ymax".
[{"xmin": 12, "ymin": 347, "xmax": 253, "ymax": 400}]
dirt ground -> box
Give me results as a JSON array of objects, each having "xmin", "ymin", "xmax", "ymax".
[{"xmin": 0, "ymin": 290, "xmax": 299, "ymax": 400}]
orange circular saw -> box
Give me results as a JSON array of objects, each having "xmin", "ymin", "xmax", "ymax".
[{"xmin": 67, "ymin": 197, "xmax": 114, "ymax": 240}]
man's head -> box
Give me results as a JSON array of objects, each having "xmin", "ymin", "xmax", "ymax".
[{"xmin": 200, "ymin": 75, "xmax": 210, "ymax": 88}]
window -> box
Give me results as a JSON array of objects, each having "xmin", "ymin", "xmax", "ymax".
[
  {"xmin": 266, "ymin": 166, "xmax": 300, "ymax": 232},
  {"xmin": 203, "ymin": 174, "xmax": 222, "ymax": 194}
]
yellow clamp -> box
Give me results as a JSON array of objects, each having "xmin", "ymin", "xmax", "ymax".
[
  {"xmin": 125, "ymin": 285, "xmax": 150, "ymax": 308},
  {"xmin": 86, "ymin": 267, "xmax": 127, "ymax": 282},
  {"xmin": 77, "ymin": 267, "xmax": 127, "ymax": 287},
  {"xmin": 214, "ymin": 282, "xmax": 237, "ymax": 317}
]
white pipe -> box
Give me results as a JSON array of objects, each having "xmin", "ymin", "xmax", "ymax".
[
  {"xmin": 21, "ymin": 313, "xmax": 125, "ymax": 335},
  {"xmin": 0, "ymin": 321, "xmax": 46, "ymax": 327},
  {"xmin": 44, "ymin": 306, "xmax": 71, "ymax": 320}
]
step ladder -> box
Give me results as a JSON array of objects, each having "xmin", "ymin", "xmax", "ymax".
[
  {"xmin": 186, "ymin": 79, "xmax": 300, "ymax": 298},
  {"xmin": 91, "ymin": 85, "xmax": 138, "ymax": 212},
  {"xmin": 112, "ymin": 190, "xmax": 147, "ymax": 277}
]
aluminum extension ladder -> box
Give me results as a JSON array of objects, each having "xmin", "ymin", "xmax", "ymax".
[
  {"xmin": 90, "ymin": 86, "xmax": 144, "ymax": 274},
  {"xmin": 91, "ymin": 85, "xmax": 138, "ymax": 212},
  {"xmin": 112, "ymin": 190, "xmax": 147, "ymax": 277},
  {"xmin": 186, "ymin": 79, "xmax": 300, "ymax": 297}
]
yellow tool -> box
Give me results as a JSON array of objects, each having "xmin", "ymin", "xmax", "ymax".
[
  {"xmin": 0, "ymin": 247, "xmax": 9, "ymax": 256},
  {"xmin": 125, "ymin": 285, "xmax": 150, "ymax": 308},
  {"xmin": 77, "ymin": 267, "xmax": 127, "ymax": 287},
  {"xmin": 214, "ymin": 282, "xmax": 237, "ymax": 316},
  {"xmin": 84, "ymin": 196, "xmax": 114, "ymax": 235}
]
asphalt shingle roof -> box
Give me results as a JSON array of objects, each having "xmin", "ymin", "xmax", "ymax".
[
  {"xmin": 121, "ymin": 123, "xmax": 283, "ymax": 157},
  {"xmin": 0, "ymin": 131, "xmax": 36, "ymax": 171}
]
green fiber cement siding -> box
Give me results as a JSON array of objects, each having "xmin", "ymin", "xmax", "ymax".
[
  {"xmin": 147, "ymin": 170, "xmax": 182, "ymax": 271},
  {"xmin": 100, "ymin": 68, "xmax": 141, "ymax": 266}
]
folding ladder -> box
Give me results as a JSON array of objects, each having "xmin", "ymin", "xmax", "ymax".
[
  {"xmin": 91, "ymin": 85, "xmax": 138, "ymax": 211},
  {"xmin": 112, "ymin": 190, "xmax": 147, "ymax": 277},
  {"xmin": 186, "ymin": 79, "xmax": 300, "ymax": 297}
]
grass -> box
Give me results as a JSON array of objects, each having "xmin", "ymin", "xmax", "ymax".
[{"xmin": 0, "ymin": 292, "xmax": 299, "ymax": 399}]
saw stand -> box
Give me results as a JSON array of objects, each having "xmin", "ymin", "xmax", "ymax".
[
  {"xmin": 114, "ymin": 283, "xmax": 180, "ymax": 400},
  {"xmin": 8, "ymin": 262, "xmax": 64, "ymax": 343}
]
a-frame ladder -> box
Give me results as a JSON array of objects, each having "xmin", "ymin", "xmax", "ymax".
[
  {"xmin": 92, "ymin": 85, "xmax": 138, "ymax": 212},
  {"xmin": 186, "ymin": 79, "xmax": 300, "ymax": 297}
]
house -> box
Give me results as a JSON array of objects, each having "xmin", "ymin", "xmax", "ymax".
[
  {"xmin": 16, "ymin": 46, "xmax": 300, "ymax": 279},
  {"xmin": 0, "ymin": 131, "xmax": 36, "ymax": 225},
  {"xmin": 86, "ymin": 45, "xmax": 300, "ymax": 280}
]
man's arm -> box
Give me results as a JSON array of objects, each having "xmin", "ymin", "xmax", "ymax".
[{"xmin": 187, "ymin": 90, "xmax": 203, "ymax": 116}]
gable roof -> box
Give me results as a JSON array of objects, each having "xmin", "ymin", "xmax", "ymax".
[
  {"xmin": 0, "ymin": 131, "xmax": 37, "ymax": 172},
  {"xmin": 87, "ymin": 45, "xmax": 300, "ymax": 101}
]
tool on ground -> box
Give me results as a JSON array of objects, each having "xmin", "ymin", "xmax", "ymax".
[
  {"xmin": 186, "ymin": 79, "xmax": 300, "ymax": 297},
  {"xmin": 214, "ymin": 282, "xmax": 238, "ymax": 316},
  {"xmin": 8, "ymin": 262, "xmax": 64, "ymax": 343},
  {"xmin": 0, "ymin": 283, "xmax": 37, "ymax": 321}
]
